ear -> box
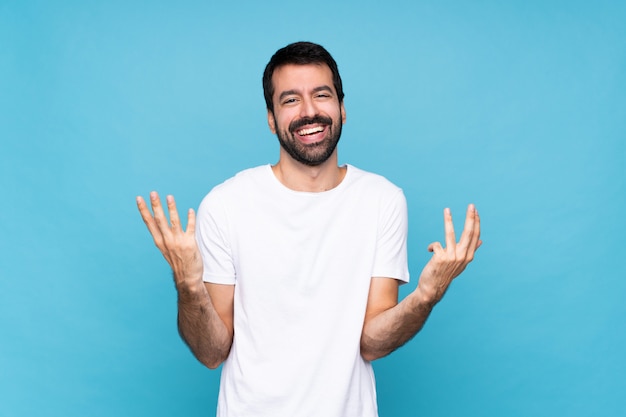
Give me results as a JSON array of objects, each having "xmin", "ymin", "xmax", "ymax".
[
  {"xmin": 341, "ymin": 102, "xmax": 346, "ymax": 125},
  {"xmin": 267, "ymin": 110, "xmax": 276, "ymax": 134}
]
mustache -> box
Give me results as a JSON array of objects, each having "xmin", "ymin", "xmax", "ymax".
[{"xmin": 289, "ymin": 115, "xmax": 333, "ymax": 132}]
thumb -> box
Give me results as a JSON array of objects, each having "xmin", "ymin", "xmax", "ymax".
[{"xmin": 428, "ymin": 241, "xmax": 443, "ymax": 253}]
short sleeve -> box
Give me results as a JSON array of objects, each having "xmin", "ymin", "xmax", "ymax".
[
  {"xmin": 371, "ymin": 188, "xmax": 410, "ymax": 283},
  {"xmin": 195, "ymin": 190, "xmax": 237, "ymax": 285}
]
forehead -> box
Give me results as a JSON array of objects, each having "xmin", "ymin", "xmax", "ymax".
[{"xmin": 271, "ymin": 63, "xmax": 335, "ymax": 96}]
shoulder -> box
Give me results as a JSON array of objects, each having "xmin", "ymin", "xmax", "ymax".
[
  {"xmin": 341, "ymin": 165, "xmax": 407, "ymax": 221},
  {"xmin": 344, "ymin": 164, "xmax": 404, "ymax": 197},
  {"xmin": 198, "ymin": 165, "xmax": 271, "ymax": 213},
  {"xmin": 213, "ymin": 165, "xmax": 270, "ymax": 192},
  {"xmin": 203, "ymin": 165, "xmax": 270, "ymax": 197}
]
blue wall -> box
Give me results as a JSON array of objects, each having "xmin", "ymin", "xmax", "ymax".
[{"xmin": 1, "ymin": 1, "xmax": 624, "ymax": 416}]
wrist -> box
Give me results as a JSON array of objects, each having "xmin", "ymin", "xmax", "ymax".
[
  {"xmin": 175, "ymin": 274, "xmax": 206, "ymax": 300},
  {"xmin": 414, "ymin": 284, "xmax": 440, "ymax": 308}
]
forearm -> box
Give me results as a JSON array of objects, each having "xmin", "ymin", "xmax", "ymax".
[
  {"xmin": 360, "ymin": 286, "xmax": 437, "ymax": 361},
  {"xmin": 361, "ymin": 204, "xmax": 481, "ymax": 362},
  {"xmin": 176, "ymin": 279, "xmax": 233, "ymax": 369}
]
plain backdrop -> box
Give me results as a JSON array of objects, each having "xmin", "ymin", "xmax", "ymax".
[{"xmin": 1, "ymin": 1, "xmax": 625, "ymax": 416}]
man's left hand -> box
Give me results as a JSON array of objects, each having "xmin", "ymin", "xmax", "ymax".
[{"xmin": 416, "ymin": 204, "xmax": 482, "ymax": 305}]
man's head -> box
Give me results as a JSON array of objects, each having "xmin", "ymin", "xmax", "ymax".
[{"xmin": 263, "ymin": 42, "xmax": 346, "ymax": 167}]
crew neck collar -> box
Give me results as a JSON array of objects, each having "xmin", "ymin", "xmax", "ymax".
[{"xmin": 265, "ymin": 164, "xmax": 352, "ymax": 196}]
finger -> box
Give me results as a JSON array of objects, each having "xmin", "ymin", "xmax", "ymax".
[
  {"xmin": 150, "ymin": 191, "xmax": 170, "ymax": 231},
  {"xmin": 186, "ymin": 208, "xmax": 197, "ymax": 235},
  {"xmin": 461, "ymin": 208, "xmax": 482, "ymax": 262},
  {"xmin": 469, "ymin": 209, "xmax": 481, "ymax": 250},
  {"xmin": 428, "ymin": 241, "xmax": 443, "ymax": 253},
  {"xmin": 167, "ymin": 195, "xmax": 181, "ymax": 231},
  {"xmin": 458, "ymin": 204, "xmax": 477, "ymax": 250},
  {"xmin": 136, "ymin": 196, "xmax": 164, "ymax": 246},
  {"xmin": 137, "ymin": 196, "xmax": 155, "ymax": 226},
  {"xmin": 443, "ymin": 208, "xmax": 456, "ymax": 250}
]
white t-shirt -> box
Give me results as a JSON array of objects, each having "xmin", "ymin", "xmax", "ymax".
[{"xmin": 196, "ymin": 164, "xmax": 409, "ymax": 417}]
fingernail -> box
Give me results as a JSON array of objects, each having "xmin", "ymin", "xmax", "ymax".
[
  {"xmin": 469, "ymin": 203, "xmax": 475, "ymax": 211},
  {"xmin": 444, "ymin": 207, "xmax": 451, "ymax": 215},
  {"xmin": 167, "ymin": 195, "xmax": 173, "ymax": 203},
  {"xmin": 150, "ymin": 191, "xmax": 157, "ymax": 200}
]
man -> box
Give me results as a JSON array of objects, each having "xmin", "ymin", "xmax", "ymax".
[{"xmin": 137, "ymin": 41, "xmax": 481, "ymax": 417}]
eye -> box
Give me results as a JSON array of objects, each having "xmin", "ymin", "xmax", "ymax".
[{"xmin": 282, "ymin": 97, "xmax": 298, "ymax": 105}]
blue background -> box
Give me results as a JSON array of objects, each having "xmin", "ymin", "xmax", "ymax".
[{"xmin": 1, "ymin": 1, "xmax": 625, "ymax": 416}]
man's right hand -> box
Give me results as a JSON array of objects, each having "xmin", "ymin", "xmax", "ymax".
[
  {"xmin": 137, "ymin": 191, "xmax": 234, "ymax": 369},
  {"xmin": 136, "ymin": 191, "xmax": 203, "ymax": 288}
]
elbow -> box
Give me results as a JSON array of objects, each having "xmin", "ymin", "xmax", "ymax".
[
  {"xmin": 203, "ymin": 359, "xmax": 224, "ymax": 370},
  {"xmin": 360, "ymin": 339, "xmax": 390, "ymax": 362},
  {"xmin": 198, "ymin": 351, "xmax": 229, "ymax": 370},
  {"xmin": 184, "ymin": 335, "xmax": 232, "ymax": 370},
  {"xmin": 360, "ymin": 350, "xmax": 380, "ymax": 362},
  {"xmin": 360, "ymin": 347, "xmax": 391, "ymax": 362}
]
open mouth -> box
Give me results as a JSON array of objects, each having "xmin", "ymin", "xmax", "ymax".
[
  {"xmin": 289, "ymin": 115, "xmax": 333, "ymax": 144},
  {"xmin": 296, "ymin": 126, "xmax": 325, "ymax": 136},
  {"xmin": 293, "ymin": 124, "xmax": 327, "ymax": 144}
]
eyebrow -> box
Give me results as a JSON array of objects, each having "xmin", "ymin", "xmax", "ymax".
[{"xmin": 278, "ymin": 85, "xmax": 334, "ymax": 101}]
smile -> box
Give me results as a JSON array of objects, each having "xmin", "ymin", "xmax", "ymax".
[{"xmin": 296, "ymin": 126, "xmax": 325, "ymax": 136}]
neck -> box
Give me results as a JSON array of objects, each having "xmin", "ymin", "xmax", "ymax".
[{"xmin": 272, "ymin": 150, "xmax": 346, "ymax": 192}]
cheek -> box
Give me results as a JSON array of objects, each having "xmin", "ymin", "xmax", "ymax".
[
  {"xmin": 269, "ymin": 111, "xmax": 290, "ymax": 134},
  {"xmin": 275, "ymin": 113, "xmax": 294, "ymax": 132},
  {"xmin": 324, "ymin": 104, "xmax": 343, "ymax": 121}
]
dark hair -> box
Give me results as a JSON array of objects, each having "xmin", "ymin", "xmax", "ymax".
[{"xmin": 263, "ymin": 41, "xmax": 345, "ymax": 113}]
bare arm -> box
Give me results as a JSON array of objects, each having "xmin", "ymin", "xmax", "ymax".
[
  {"xmin": 137, "ymin": 192, "xmax": 234, "ymax": 369},
  {"xmin": 361, "ymin": 204, "xmax": 481, "ymax": 361},
  {"xmin": 176, "ymin": 280, "xmax": 234, "ymax": 369}
]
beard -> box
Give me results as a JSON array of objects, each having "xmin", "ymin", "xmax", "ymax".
[{"xmin": 274, "ymin": 113, "xmax": 343, "ymax": 167}]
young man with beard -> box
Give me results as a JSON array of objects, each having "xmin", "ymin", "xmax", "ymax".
[{"xmin": 137, "ymin": 42, "xmax": 481, "ymax": 417}]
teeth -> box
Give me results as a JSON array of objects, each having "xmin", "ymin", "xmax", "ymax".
[{"xmin": 297, "ymin": 126, "xmax": 324, "ymax": 136}]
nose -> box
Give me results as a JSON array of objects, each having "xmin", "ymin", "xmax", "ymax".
[{"xmin": 299, "ymin": 96, "xmax": 317, "ymax": 118}]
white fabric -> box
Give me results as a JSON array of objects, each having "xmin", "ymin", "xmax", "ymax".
[{"xmin": 196, "ymin": 164, "xmax": 409, "ymax": 417}]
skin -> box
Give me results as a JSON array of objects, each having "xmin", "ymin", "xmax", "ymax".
[
  {"xmin": 136, "ymin": 63, "xmax": 481, "ymax": 368},
  {"xmin": 136, "ymin": 193, "xmax": 233, "ymax": 368},
  {"xmin": 268, "ymin": 64, "xmax": 347, "ymax": 192},
  {"xmin": 361, "ymin": 206, "xmax": 481, "ymax": 360}
]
